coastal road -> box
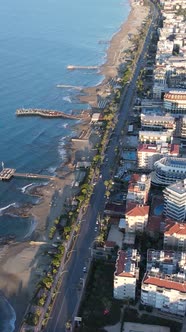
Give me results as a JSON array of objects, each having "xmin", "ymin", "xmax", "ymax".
[{"xmin": 44, "ymin": 7, "xmax": 157, "ymax": 332}]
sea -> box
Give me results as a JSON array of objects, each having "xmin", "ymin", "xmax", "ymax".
[{"xmin": 0, "ymin": 0, "xmax": 130, "ymax": 330}]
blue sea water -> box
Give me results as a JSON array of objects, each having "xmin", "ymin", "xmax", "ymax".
[{"xmin": 0, "ymin": 0, "xmax": 130, "ymax": 330}]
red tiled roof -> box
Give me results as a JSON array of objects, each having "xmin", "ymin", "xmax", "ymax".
[
  {"xmin": 104, "ymin": 241, "xmax": 116, "ymax": 248},
  {"xmin": 137, "ymin": 143, "xmax": 179, "ymax": 155},
  {"xmin": 144, "ymin": 275, "xmax": 186, "ymax": 292},
  {"xmin": 115, "ymin": 250, "xmax": 135, "ymax": 277},
  {"xmin": 137, "ymin": 144, "xmax": 158, "ymax": 153},
  {"xmin": 126, "ymin": 205, "xmax": 149, "ymax": 217},
  {"xmin": 130, "ymin": 173, "xmax": 140, "ymax": 182},
  {"xmin": 165, "ymin": 222, "xmax": 186, "ymax": 236}
]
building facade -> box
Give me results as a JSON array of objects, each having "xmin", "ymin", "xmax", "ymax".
[
  {"xmin": 126, "ymin": 174, "xmax": 151, "ymax": 204},
  {"xmin": 164, "ymin": 222, "xmax": 186, "ymax": 251},
  {"xmin": 141, "ymin": 269, "xmax": 186, "ymax": 316},
  {"xmin": 163, "ymin": 179, "xmax": 186, "ymax": 221},
  {"xmin": 163, "ymin": 91, "xmax": 186, "ymax": 114},
  {"xmin": 114, "ymin": 249, "xmax": 140, "ymax": 300},
  {"xmin": 151, "ymin": 157, "xmax": 186, "ymax": 186},
  {"xmin": 137, "ymin": 143, "xmax": 179, "ymax": 169},
  {"xmin": 125, "ymin": 204, "xmax": 149, "ymax": 233}
]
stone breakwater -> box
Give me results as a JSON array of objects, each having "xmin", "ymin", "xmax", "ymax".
[{"xmin": 16, "ymin": 108, "xmax": 90, "ymax": 120}]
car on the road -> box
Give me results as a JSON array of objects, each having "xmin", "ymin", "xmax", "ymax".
[
  {"xmin": 83, "ymin": 267, "xmax": 87, "ymax": 273},
  {"xmin": 96, "ymin": 220, "xmax": 99, "ymax": 225},
  {"xmin": 94, "ymin": 226, "xmax": 98, "ymax": 232}
]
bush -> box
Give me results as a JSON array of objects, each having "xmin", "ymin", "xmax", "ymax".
[
  {"xmin": 146, "ymin": 305, "xmax": 153, "ymax": 312},
  {"xmin": 139, "ymin": 303, "xmax": 145, "ymax": 311}
]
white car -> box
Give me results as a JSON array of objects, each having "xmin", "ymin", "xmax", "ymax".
[
  {"xmin": 94, "ymin": 226, "xmax": 98, "ymax": 232},
  {"xmin": 83, "ymin": 267, "xmax": 87, "ymax": 273}
]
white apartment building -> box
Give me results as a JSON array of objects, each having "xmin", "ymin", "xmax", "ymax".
[
  {"xmin": 163, "ymin": 179, "xmax": 186, "ymax": 221},
  {"xmin": 139, "ymin": 130, "xmax": 172, "ymax": 144},
  {"xmin": 164, "ymin": 91, "xmax": 186, "ymax": 114},
  {"xmin": 126, "ymin": 174, "xmax": 151, "ymax": 204},
  {"xmin": 114, "ymin": 249, "xmax": 140, "ymax": 300},
  {"xmin": 181, "ymin": 116, "xmax": 186, "ymax": 138},
  {"xmin": 137, "ymin": 143, "xmax": 179, "ymax": 169},
  {"xmin": 141, "ymin": 269, "xmax": 186, "ymax": 316},
  {"xmin": 164, "ymin": 222, "xmax": 186, "ymax": 251},
  {"xmin": 151, "ymin": 157, "xmax": 186, "ymax": 186},
  {"xmin": 125, "ymin": 204, "xmax": 149, "ymax": 233},
  {"xmin": 141, "ymin": 114, "xmax": 175, "ymax": 130}
]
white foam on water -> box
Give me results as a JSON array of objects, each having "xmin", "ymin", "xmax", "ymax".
[
  {"xmin": 20, "ymin": 183, "xmax": 34, "ymax": 193},
  {"xmin": 63, "ymin": 96, "xmax": 72, "ymax": 103},
  {"xmin": 58, "ymin": 137, "xmax": 67, "ymax": 161},
  {"xmin": 47, "ymin": 166, "xmax": 57, "ymax": 174},
  {"xmin": 0, "ymin": 203, "xmax": 17, "ymax": 216}
]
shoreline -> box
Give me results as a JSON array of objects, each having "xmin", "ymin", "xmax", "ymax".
[
  {"xmin": 0, "ymin": 1, "xmax": 150, "ymax": 330},
  {"xmin": 79, "ymin": 0, "xmax": 149, "ymax": 106}
]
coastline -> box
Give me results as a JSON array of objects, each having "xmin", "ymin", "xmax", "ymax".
[
  {"xmin": 79, "ymin": 0, "xmax": 149, "ymax": 106},
  {"xmin": 0, "ymin": 1, "xmax": 150, "ymax": 330}
]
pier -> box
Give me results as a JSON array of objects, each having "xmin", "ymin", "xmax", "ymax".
[
  {"xmin": 67, "ymin": 65, "xmax": 98, "ymax": 70},
  {"xmin": 0, "ymin": 167, "xmax": 56, "ymax": 181},
  {"xmin": 16, "ymin": 108, "xmax": 90, "ymax": 120},
  {"xmin": 14, "ymin": 173, "xmax": 56, "ymax": 180},
  {"xmin": 56, "ymin": 84, "xmax": 83, "ymax": 91}
]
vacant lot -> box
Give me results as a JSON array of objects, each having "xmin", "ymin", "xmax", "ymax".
[{"xmin": 78, "ymin": 261, "xmax": 122, "ymax": 331}]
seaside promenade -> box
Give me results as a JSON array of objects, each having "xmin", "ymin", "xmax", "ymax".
[{"xmin": 44, "ymin": 4, "xmax": 157, "ymax": 332}]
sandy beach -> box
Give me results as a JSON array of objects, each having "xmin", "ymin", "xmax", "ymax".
[{"xmin": 0, "ymin": 1, "xmax": 149, "ymax": 330}]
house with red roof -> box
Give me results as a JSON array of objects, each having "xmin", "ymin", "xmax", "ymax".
[
  {"xmin": 164, "ymin": 221, "xmax": 186, "ymax": 251},
  {"xmin": 125, "ymin": 204, "xmax": 150, "ymax": 233},
  {"xmin": 114, "ymin": 249, "xmax": 140, "ymax": 300},
  {"xmin": 141, "ymin": 269, "xmax": 186, "ymax": 316}
]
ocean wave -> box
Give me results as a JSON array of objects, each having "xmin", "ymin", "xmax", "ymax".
[
  {"xmin": 0, "ymin": 294, "xmax": 16, "ymax": 332},
  {"xmin": 20, "ymin": 183, "xmax": 34, "ymax": 193},
  {"xmin": 0, "ymin": 203, "xmax": 18, "ymax": 216},
  {"xmin": 62, "ymin": 122, "xmax": 68, "ymax": 128},
  {"xmin": 63, "ymin": 96, "xmax": 72, "ymax": 103},
  {"xmin": 23, "ymin": 218, "xmax": 37, "ymax": 239},
  {"xmin": 58, "ymin": 137, "xmax": 67, "ymax": 161},
  {"xmin": 47, "ymin": 166, "xmax": 57, "ymax": 174}
]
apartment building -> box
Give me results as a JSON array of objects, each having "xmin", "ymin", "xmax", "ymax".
[
  {"xmin": 139, "ymin": 130, "xmax": 172, "ymax": 144},
  {"xmin": 151, "ymin": 157, "xmax": 186, "ymax": 186},
  {"xmin": 163, "ymin": 179, "xmax": 186, "ymax": 221},
  {"xmin": 146, "ymin": 249, "xmax": 186, "ymax": 274},
  {"xmin": 141, "ymin": 114, "xmax": 175, "ymax": 130},
  {"xmin": 125, "ymin": 204, "xmax": 149, "ymax": 233},
  {"xmin": 137, "ymin": 143, "xmax": 179, "ymax": 169},
  {"xmin": 141, "ymin": 269, "xmax": 186, "ymax": 316},
  {"xmin": 181, "ymin": 116, "xmax": 186, "ymax": 138},
  {"xmin": 113, "ymin": 249, "xmax": 140, "ymax": 300},
  {"xmin": 164, "ymin": 91, "xmax": 186, "ymax": 114},
  {"xmin": 164, "ymin": 222, "xmax": 186, "ymax": 251},
  {"xmin": 126, "ymin": 174, "xmax": 151, "ymax": 204}
]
